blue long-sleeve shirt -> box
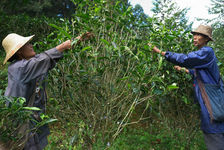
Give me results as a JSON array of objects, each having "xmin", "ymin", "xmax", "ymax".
[{"xmin": 165, "ymin": 46, "xmax": 224, "ymax": 133}]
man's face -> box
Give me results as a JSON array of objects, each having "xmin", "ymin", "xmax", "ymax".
[{"xmin": 193, "ymin": 33, "xmax": 209, "ymax": 48}]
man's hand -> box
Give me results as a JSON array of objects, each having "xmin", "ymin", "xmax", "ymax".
[
  {"xmin": 79, "ymin": 32, "xmax": 94, "ymax": 41},
  {"xmin": 148, "ymin": 43, "xmax": 165, "ymax": 56},
  {"xmin": 71, "ymin": 32, "xmax": 94, "ymax": 48},
  {"xmin": 56, "ymin": 40, "xmax": 71, "ymax": 52},
  {"xmin": 75, "ymin": 32, "xmax": 94, "ymax": 42},
  {"xmin": 174, "ymin": 65, "xmax": 182, "ymax": 71},
  {"xmin": 174, "ymin": 65, "xmax": 189, "ymax": 74}
]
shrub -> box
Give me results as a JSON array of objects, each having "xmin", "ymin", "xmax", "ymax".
[
  {"xmin": 42, "ymin": 0, "xmax": 196, "ymax": 148},
  {"xmin": 0, "ymin": 90, "xmax": 56, "ymax": 149}
]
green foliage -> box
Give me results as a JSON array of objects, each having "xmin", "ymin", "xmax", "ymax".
[
  {"xmin": 211, "ymin": 24, "xmax": 224, "ymax": 77},
  {"xmin": 0, "ymin": 93, "xmax": 34, "ymax": 144},
  {"xmin": 206, "ymin": 0, "xmax": 224, "ymax": 76},
  {"xmin": 0, "ymin": 57, "xmax": 7, "ymax": 91},
  {"xmin": 0, "ymin": 91, "xmax": 57, "ymax": 148},
  {"xmin": 0, "ymin": 14, "xmax": 56, "ymax": 55},
  {"xmin": 102, "ymin": 127, "xmax": 206, "ymax": 150},
  {"xmin": 46, "ymin": 115, "xmax": 205, "ymax": 150},
  {"xmin": 151, "ymin": 0, "xmax": 192, "ymax": 30},
  {"xmin": 0, "ymin": 0, "xmax": 77, "ymax": 17},
  {"xmin": 208, "ymin": 0, "xmax": 224, "ymax": 23}
]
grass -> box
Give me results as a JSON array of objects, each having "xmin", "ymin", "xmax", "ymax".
[
  {"xmin": 45, "ymin": 124, "xmax": 206, "ymax": 150},
  {"xmin": 44, "ymin": 105, "xmax": 206, "ymax": 150}
]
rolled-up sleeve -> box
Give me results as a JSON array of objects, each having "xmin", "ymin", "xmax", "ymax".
[
  {"xmin": 164, "ymin": 47, "xmax": 214, "ymax": 69},
  {"xmin": 21, "ymin": 48, "xmax": 63, "ymax": 82}
]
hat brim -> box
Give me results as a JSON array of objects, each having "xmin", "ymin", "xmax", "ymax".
[
  {"xmin": 3, "ymin": 35, "xmax": 35, "ymax": 65},
  {"xmin": 191, "ymin": 31, "xmax": 213, "ymax": 41}
]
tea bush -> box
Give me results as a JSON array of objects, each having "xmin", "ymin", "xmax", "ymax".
[
  {"xmin": 40, "ymin": 0, "xmax": 200, "ymax": 148},
  {"xmin": 0, "ymin": 94, "xmax": 33, "ymax": 147},
  {"xmin": 0, "ymin": 90, "xmax": 57, "ymax": 149}
]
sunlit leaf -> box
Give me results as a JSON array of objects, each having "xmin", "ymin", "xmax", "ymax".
[
  {"xmin": 167, "ymin": 83, "xmax": 179, "ymax": 90},
  {"xmin": 43, "ymin": 119, "xmax": 58, "ymax": 124},
  {"xmin": 23, "ymin": 107, "xmax": 40, "ymax": 111},
  {"xmin": 100, "ymin": 39, "xmax": 110, "ymax": 46},
  {"xmin": 81, "ymin": 46, "xmax": 92, "ymax": 52},
  {"xmin": 49, "ymin": 24, "xmax": 71, "ymax": 39}
]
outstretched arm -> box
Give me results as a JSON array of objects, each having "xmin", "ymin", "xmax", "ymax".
[
  {"xmin": 56, "ymin": 40, "xmax": 71, "ymax": 52},
  {"xmin": 148, "ymin": 43, "xmax": 214, "ymax": 69}
]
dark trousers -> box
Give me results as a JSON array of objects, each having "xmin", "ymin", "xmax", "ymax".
[
  {"xmin": 203, "ymin": 132, "xmax": 224, "ymax": 150},
  {"xmin": 24, "ymin": 124, "xmax": 50, "ymax": 150}
]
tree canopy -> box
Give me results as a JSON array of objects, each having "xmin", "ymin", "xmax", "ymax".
[{"xmin": 0, "ymin": 0, "xmax": 76, "ymax": 17}]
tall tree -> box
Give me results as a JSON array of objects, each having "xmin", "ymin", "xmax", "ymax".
[
  {"xmin": 208, "ymin": 0, "xmax": 224, "ymax": 24},
  {"xmin": 132, "ymin": 4, "xmax": 148, "ymax": 25},
  {"xmin": 0, "ymin": 0, "xmax": 77, "ymax": 17},
  {"xmin": 151, "ymin": 0, "xmax": 192, "ymax": 30},
  {"xmin": 206, "ymin": 0, "xmax": 224, "ymax": 71}
]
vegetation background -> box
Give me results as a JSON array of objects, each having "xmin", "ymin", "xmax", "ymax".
[{"xmin": 0, "ymin": 0, "xmax": 223, "ymax": 149}]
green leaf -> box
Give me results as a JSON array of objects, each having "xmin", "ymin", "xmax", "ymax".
[
  {"xmin": 71, "ymin": 38, "xmax": 79, "ymax": 46},
  {"xmin": 106, "ymin": 17, "xmax": 116, "ymax": 22},
  {"xmin": 23, "ymin": 107, "xmax": 40, "ymax": 111},
  {"xmin": 127, "ymin": 6, "xmax": 132, "ymax": 12},
  {"xmin": 167, "ymin": 83, "xmax": 179, "ymax": 90},
  {"xmin": 119, "ymin": 76, "xmax": 129, "ymax": 81},
  {"xmin": 49, "ymin": 24, "xmax": 71, "ymax": 39},
  {"xmin": 158, "ymin": 56, "xmax": 163, "ymax": 70},
  {"xmin": 167, "ymin": 35, "xmax": 175, "ymax": 40},
  {"xmin": 43, "ymin": 119, "xmax": 58, "ymax": 124},
  {"xmin": 100, "ymin": 39, "xmax": 110, "ymax": 46},
  {"xmin": 150, "ymin": 76, "xmax": 164, "ymax": 84},
  {"xmin": 81, "ymin": 46, "xmax": 92, "ymax": 52},
  {"xmin": 95, "ymin": 7, "xmax": 101, "ymax": 13}
]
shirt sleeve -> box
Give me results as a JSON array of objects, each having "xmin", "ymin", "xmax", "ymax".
[
  {"xmin": 21, "ymin": 48, "xmax": 63, "ymax": 83},
  {"xmin": 164, "ymin": 47, "xmax": 214, "ymax": 69},
  {"xmin": 189, "ymin": 69, "xmax": 195, "ymax": 77}
]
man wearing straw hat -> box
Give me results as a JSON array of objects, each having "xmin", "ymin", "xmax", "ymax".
[
  {"xmin": 1, "ymin": 33, "xmax": 89, "ymax": 149},
  {"xmin": 150, "ymin": 25, "xmax": 224, "ymax": 150}
]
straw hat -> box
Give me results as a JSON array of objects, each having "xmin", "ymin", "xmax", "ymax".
[
  {"xmin": 2, "ymin": 33, "xmax": 34, "ymax": 64},
  {"xmin": 191, "ymin": 25, "xmax": 213, "ymax": 41}
]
